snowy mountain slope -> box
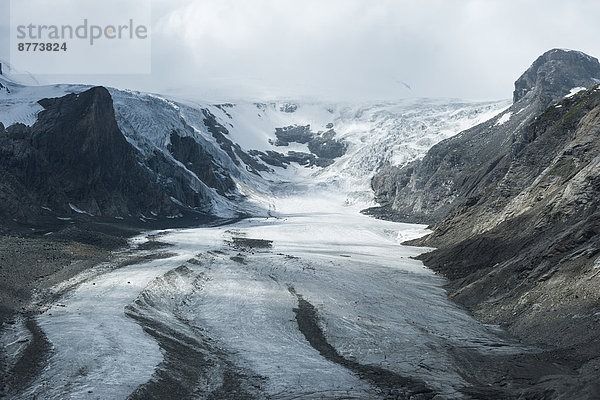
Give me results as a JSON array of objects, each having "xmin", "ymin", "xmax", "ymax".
[
  {"xmin": 0, "ymin": 75, "xmax": 88, "ymax": 127},
  {"xmin": 125, "ymin": 96, "xmax": 508, "ymax": 203},
  {"xmin": 0, "ymin": 70, "xmax": 508, "ymax": 220}
]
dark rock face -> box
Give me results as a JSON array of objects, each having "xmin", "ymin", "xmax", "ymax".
[
  {"xmin": 308, "ymin": 129, "xmax": 347, "ymax": 159},
  {"xmin": 0, "ymin": 87, "xmax": 178, "ymax": 220},
  {"xmin": 266, "ymin": 125, "xmax": 347, "ymax": 168},
  {"xmin": 285, "ymin": 151, "xmax": 335, "ymax": 167},
  {"xmin": 248, "ymin": 150, "xmax": 289, "ymax": 168},
  {"xmin": 413, "ymin": 87, "xmax": 600, "ymax": 351},
  {"xmin": 144, "ymin": 150, "xmax": 213, "ymax": 211},
  {"xmin": 279, "ymin": 103, "xmax": 297, "ymax": 113},
  {"xmin": 274, "ymin": 125, "xmax": 313, "ymax": 146},
  {"xmin": 249, "ymin": 149, "xmax": 334, "ymax": 168},
  {"xmin": 167, "ymin": 131, "xmax": 236, "ymax": 197}
]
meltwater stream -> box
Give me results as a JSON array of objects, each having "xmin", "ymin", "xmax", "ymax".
[{"xmin": 17, "ymin": 192, "xmax": 527, "ymax": 399}]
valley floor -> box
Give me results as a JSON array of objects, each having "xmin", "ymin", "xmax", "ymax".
[{"xmin": 1, "ymin": 191, "xmax": 545, "ymax": 400}]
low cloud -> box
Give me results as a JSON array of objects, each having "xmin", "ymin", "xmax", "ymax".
[{"xmin": 1, "ymin": 0, "xmax": 599, "ymax": 101}]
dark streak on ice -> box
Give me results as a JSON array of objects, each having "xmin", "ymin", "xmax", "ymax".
[
  {"xmin": 125, "ymin": 312, "xmax": 262, "ymax": 400},
  {"xmin": 125, "ymin": 264, "xmax": 265, "ymax": 400},
  {"xmin": 288, "ymin": 287, "xmax": 437, "ymax": 400},
  {"xmin": 227, "ymin": 237, "xmax": 273, "ymax": 250},
  {"xmin": 0, "ymin": 318, "xmax": 51, "ymax": 398}
]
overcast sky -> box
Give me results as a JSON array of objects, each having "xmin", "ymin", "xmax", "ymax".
[{"xmin": 1, "ymin": 0, "xmax": 600, "ymax": 102}]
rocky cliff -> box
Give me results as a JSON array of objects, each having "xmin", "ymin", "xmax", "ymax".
[
  {"xmin": 370, "ymin": 50, "xmax": 600, "ymax": 397},
  {"xmin": 416, "ymin": 86, "xmax": 600, "ymax": 345}
]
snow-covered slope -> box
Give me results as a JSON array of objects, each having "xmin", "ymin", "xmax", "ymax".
[
  {"xmin": 107, "ymin": 92, "xmax": 508, "ymax": 211},
  {"xmin": 0, "ymin": 73, "xmax": 509, "ymax": 218},
  {"xmin": 0, "ymin": 77, "xmax": 87, "ymax": 127}
]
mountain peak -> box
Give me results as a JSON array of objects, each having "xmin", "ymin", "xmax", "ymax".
[{"xmin": 513, "ymin": 48, "xmax": 600, "ymax": 104}]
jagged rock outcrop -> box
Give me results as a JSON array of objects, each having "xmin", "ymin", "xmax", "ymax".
[
  {"xmin": 262, "ymin": 125, "xmax": 347, "ymax": 168},
  {"xmin": 0, "ymin": 87, "xmax": 180, "ymax": 220},
  {"xmin": 273, "ymin": 125, "xmax": 313, "ymax": 146},
  {"xmin": 308, "ymin": 129, "xmax": 347, "ymax": 159},
  {"xmin": 513, "ymin": 49, "xmax": 600, "ymax": 103},
  {"xmin": 369, "ymin": 49, "xmax": 600, "ymax": 224},
  {"xmin": 167, "ymin": 131, "xmax": 236, "ymax": 198}
]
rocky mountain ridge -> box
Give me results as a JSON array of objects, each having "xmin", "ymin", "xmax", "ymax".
[
  {"xmin": 416, "ymin": 85, "xmax": 600, "ymax": 344},
  {"xmin": 370, "ymin": 49, "xmax": 600, "ymax": 397},
  {"xmin": 369, "ymin": 49, "xmax": 600, "ymax": 224}
]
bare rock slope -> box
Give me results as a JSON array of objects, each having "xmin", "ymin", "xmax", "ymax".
[{"xmin": 371, "ymin": 49, "xmax": 600, "ymax": 397}]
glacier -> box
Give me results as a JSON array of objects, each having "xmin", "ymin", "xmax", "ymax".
[
  {"xmin": 0, "ymin": 73, "xmax": 528, "ymax": 398},
  {"xmin": 15, "ymin": 191, "xmax": 532, "ymax": 399}
]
